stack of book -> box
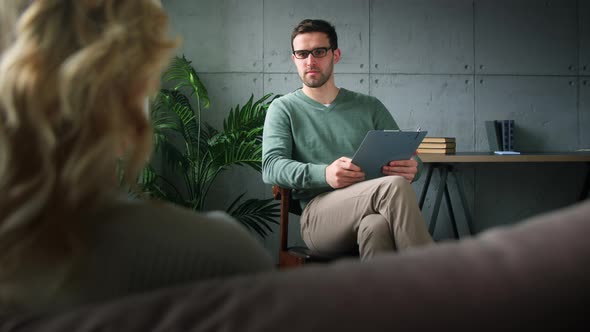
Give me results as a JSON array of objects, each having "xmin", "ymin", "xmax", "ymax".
[{"xmin": 417, "ymin": 137, "xmax": 456, "ymax": 154}]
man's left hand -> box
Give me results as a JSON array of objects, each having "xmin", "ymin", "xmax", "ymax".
[{"xmin": 381, "ymin": 158, "xmax": 418, "ymax": 182}]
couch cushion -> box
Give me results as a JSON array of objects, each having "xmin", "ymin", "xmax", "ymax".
[{"xmin": 2, "ymin": 200, "xmax": 589, "ymax": 331}]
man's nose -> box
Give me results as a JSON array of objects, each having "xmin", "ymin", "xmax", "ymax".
[{"xmin": 306, "ymin": 54, "xmax": 318, "ymax": 65}]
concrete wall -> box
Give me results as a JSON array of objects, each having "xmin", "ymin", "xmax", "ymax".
[{"xmin": 162, "ymin": 0, "xmax": 590, "ymax": 262}]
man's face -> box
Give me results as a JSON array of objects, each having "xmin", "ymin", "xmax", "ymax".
[{"xmin": 291, "ymin": 32, "xmax": 340, "ymax": 88}]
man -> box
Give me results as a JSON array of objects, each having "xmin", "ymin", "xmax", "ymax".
[{"xmin": 262, "ymin": 19, "xmax": 433, "ymax": 260}]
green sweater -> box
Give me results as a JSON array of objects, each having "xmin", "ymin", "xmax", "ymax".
[{"xmin": 263, "ymin": 88, "xmax": 420, "ymax": 206}]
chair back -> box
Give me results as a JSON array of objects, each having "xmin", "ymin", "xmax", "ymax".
[{"xmin": 272, "ymin": 186, "xmax": 300, "ymax": 252}]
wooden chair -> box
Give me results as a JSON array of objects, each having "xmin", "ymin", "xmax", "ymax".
[{"xmin": 272, "ymin": 185, "xmax": 358, "ymax": 268}]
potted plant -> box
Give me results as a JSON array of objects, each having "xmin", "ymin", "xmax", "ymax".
[{"xmin": 138, "ymin": 55, "xmax": 279, "ymax": 237}]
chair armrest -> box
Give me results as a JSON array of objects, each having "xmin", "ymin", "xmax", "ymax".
[{"xmin": 272, "ymin": 185, "xmax": 288, "ymax": 200}]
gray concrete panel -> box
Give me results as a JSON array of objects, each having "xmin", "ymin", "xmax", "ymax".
[
  {"xmin": 581, "ymin": 77, "xmax": 590, "ymax": 148},
  {"xmin": 580, "ymin": 0, "xmax": 590, "ymax": 75},
  {"xmin": 264, "ymin": 73, "xmax": 301, "ymax": 96},
  {"xmin": 474, "ymin": 76, "xmax": 578, "ymax": 151},
  {"xmin": 263, "ymin": 73, "xmax": 370, "ymax": 96},
  {"xmin": 163, "ymin": 0, "xmax": 263, "ymax": 73},
  {"xmin": 474, "ymin": 0, "xmax": 578, "ymax": 75},
  {"xmin": 198, "ymin": 73, "xmax": 264, "ymax": 130},
  {"xmin": 263, "ymin": 0, "xmax": 370, "ymax": 74},
  {"xmin": 337, "ymin": 74, "xmax": 371, "ymax": 95},
  {"xmin": 371, "ymin": 74, "xmax": 475, "ymax": 152},
  {"xmin": 371, "ymin": 0, "xmax": 474, "ymax": 74}
]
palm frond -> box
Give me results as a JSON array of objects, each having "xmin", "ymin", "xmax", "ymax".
[
  {"xmin": 138, "ymin": 166, "xmax": 183, "ymax": 204},
  {"xmin": 206, "ymin": 93, "xmax": 279, "ymax": 172},
  {"xmin": 138, "ymin": 165, "xmax": 158, "ymax": 187},
  {"xmin": 223, "ymin": 93, "xmax": 275, "ymax": 134},
  {"xmin": 131, "ymin": 54, "xmax": 284, "ymax": 238},
  {"xmin": 205, "ymin": 133, "xmax": 262, "ymax": 172},
  {"xmin": 163, "ymin": 55, "xmax": 210, "ymax": 109},
  {"xmin": 226, "ymin": 193, "xmax": 280, "ymax": 237},
  {"xmin": 159, "ymin": 139, "xmax": 191, "ymax": 172},
  {"xmin": 157, "ymin": 91, "xmax": 199, "ymax": 144}
]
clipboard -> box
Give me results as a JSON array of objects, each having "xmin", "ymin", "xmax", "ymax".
[{"xmin": 351, "ymin": 130, "xmax": 428, "ymax": 180}]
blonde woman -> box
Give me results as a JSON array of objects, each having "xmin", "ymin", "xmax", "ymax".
[{"xmin": 0, "ymin": 0, "xmax": 273, "ymax": 314}]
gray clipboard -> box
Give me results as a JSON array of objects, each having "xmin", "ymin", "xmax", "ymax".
[{"xmin": 351, "ymin": 130, "xmax": 428, "ymax": 180}]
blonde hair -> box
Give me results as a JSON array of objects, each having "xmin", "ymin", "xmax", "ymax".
[{"xmin": 0, "ymin": 0, "xmax": 177, "ymax": 291}]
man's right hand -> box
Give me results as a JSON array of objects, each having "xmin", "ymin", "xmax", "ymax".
[{"xmin": 325, "ymin": 157, "xmax": 365, "ymax": 189}]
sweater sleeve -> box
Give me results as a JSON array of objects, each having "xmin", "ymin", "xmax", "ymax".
[
  {"xmin": 373, "ymin": 98, "xmax": 399, "ymax": 130},
  {"xmin": 262, "ymin": 100, "xmax": 328, "ymax": 189}
]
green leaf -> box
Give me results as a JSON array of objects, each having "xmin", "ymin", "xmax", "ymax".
[
  {"xmin": 226, "ymin": 194, "xmax": 280, "ymax": 237},
  {"xmin": 163, "ymin": 55, "xmax": 210, "ymax": 109}
]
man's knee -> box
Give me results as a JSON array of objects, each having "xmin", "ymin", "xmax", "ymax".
[
  {"xmin": 357, "ymin": 214, "xmax": 395, "ymax": 257},
  {"xmin": 380, "ymin": 175, "xmax": 410, "ymax": 188},
  {"xmin": 376, "ymin": 176, "xmax": 414, "ymax": 198},
  {"xmin": 358, "ymin": 214, "xmax": 391, "ymax": 238}
]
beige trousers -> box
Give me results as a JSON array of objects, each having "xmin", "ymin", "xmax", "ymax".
[{"xmin": 300, "ymin": 176, "xmax": 433, "ymax": 260}]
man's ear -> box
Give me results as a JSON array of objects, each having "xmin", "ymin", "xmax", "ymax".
[{"xmin": 333, "ymin": 48, "xmax": 341, "ymax": 64}]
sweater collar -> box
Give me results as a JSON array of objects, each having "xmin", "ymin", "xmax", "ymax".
[{"xmin": 295, "ymin": 88, "xmax": 348, "ymax": 110}]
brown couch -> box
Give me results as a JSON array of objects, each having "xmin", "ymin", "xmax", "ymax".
[{"xmin": 2, "ymin": 200, "xmax": 589, "ymax": 331}]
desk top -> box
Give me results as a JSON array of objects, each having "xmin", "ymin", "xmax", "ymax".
[{"xmin": 418, "ymin": 152, "xmax": 590, "ymax": 163}]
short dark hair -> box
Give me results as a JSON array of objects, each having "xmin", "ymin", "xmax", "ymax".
[{"xmin": 291, "ymin": 19, "xmax": 338, "ymax": 52}]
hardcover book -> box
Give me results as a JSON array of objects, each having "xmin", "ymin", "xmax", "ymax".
[
  {"xmin": 419, "ymin": 142, "xmax": 456, "ymax": 149},
  {"xmin": 417, "ymin": 147, "xmax": 456, "ymax": 154},
  {"xmin": 486, "ymin": 120, "xmax": 515, "ymax": 151},
  {"xmin": 422, "ymin": 137, "xmax": 456, "ymax": 143}
]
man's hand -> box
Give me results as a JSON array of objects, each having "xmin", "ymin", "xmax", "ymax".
[
  {"xmin": 325, "ymin": 157, "xmax": 365, "ymax": 189},
  {"xmin": 382, "ymin": 158, "xmax": 418, "ymax": 182}
]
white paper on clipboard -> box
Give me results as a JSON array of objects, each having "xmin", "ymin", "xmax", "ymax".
[{"xmin": 351, "ymin": 130, "xmax": 428, "ymax": 180}]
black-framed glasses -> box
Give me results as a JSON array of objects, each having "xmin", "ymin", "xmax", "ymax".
[{"xmin": 292, "ymin": 47, "xmax": 332, "ymax": 59}]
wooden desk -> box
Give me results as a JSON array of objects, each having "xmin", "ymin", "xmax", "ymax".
[
  {"xmin": 417, "ymin": 152, "xmax": 590, "ymax": 239},
  {"xmin": 419, "ymin": 152, "xmax": 590, "ymax": 163}
]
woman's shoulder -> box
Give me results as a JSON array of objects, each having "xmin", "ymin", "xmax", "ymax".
[
  {"xmin": 96, "ymin": 196, "xmax": 222, "ymax": 223},
  {"xmin": 83, "ymin": 196, "xmax": 274, "ymax": 274},
  {"xmin": 18, "ymin": 196, "xmax": 274, "ymax": 315},
  {"xmin": 89, "ymin": 196, "xmax": 262, "ymax": 244}
]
